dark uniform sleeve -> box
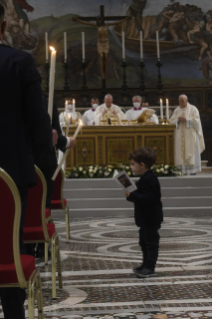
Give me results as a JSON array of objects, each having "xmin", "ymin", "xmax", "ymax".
[{"xmin": 52, "ymin": 103, "xmax": 67, "ymax": 152}]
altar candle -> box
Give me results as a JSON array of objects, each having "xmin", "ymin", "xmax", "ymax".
[
  {"xmin": 52, "ymin": 120, "xmax": 83, "ymax": 181},
  {"xmin": 64, "ymin": 32, "xmax": 67, "ymax": 62},
  {"xmin": 82, "ymin": 32, "xmax": 85, "ymax": 61},
  {"xmin": 140, "ymin": 31, "xmax": 143, "ymax": 60},
  {"xmin": 48, "ymin": 46, "xmax": 56, "ymax": 122},
  {"xmin": 160, "ymin": 99, "xmax": 163, "ymax": 120},
  {"xmin": 122, "ymin": 31, "xmax": 125, "ymax": 60},
  {"xmin": 156, "ymin": 31, "xmax": 160, "ymax": 60},
  {"xmin": 45, "ymin": 32, "xmax": 49, "ymax": 62},
  {"xmin": 166, "ymin": 99, "xmax": 169, "ymax": 120},
  {"xmin": 72, "ymin": 98, "xmax": 76, "ymax": 114}
]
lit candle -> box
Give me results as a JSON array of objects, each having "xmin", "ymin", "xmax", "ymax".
[
  {"xmin": 160, "ymin": 99, "xmax": 163, "ymax": 120},
  {"xmin": 52, "ymin": 120, "xmax": 83, "ymax": 181},
  {"xmin": 72, "ymin": 98, "xmax": 76, "ymax": 114},
  {"xmin": 166, "ymin": 99, "xmax": 169, "ymax": 120},
  {"xmin": 48, "ymin": 46, "xmax": 57, "ymax": 122},
  {"xmin": 45, "ymin": 32, "xmax": 49, "ymax": 62},
  {"xmin": 64, "ymin": 32, "xmax": 67, "ymax": 62},
  {"xmin": 156, "ymin": 31, "xmax": 160, "ymax": 60},
  {"xmin": 122, "ymin": 31, "xmax": 125, "ymax": 60},
  {"xmin": 82, "ymin": 32, "xmax": 85, "ymax": 61},
  {"xmin": 140, "ymin": 31, "xmax": 143, "ymax": 60}
]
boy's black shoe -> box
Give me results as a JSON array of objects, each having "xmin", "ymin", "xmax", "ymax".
[
  {"xmin": 132, "ymin": 263, "xmax": 144, "ymax": 273},
  {"xmin": 136, "ymin": 268, "xmax": 155, "ymax": 278}
]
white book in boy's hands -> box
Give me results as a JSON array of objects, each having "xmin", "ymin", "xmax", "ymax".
[{"xmin": 114, "ymin": 170, "xmax": 137, "ymax": 192}]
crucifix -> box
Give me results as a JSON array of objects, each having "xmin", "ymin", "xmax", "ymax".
[{"xmin": 73, "ymin": 5, "xmax": 131, "ymax": 90}]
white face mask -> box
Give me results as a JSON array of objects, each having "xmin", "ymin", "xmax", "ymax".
[
  {"xmin": 133, "ymin": 102, "xmax": 141, "ymax": 109},
  {"xmin": 92, "ymin": 103, "xmax": 98, "ymax": 109},
  {"xmin": 67, "ymin": 104, "xmax": 73, "ymax": 111}
]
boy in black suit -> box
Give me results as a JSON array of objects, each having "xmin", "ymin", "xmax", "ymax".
[{"xmin": 125, "ymin": 147, "xmax": 163, "ymax": 278}]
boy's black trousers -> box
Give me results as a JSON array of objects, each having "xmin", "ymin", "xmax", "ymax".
[{"xmin": 139, "ymin": 225, "xmax": 161, "ymax": 271}]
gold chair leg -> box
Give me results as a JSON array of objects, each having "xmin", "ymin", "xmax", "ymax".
[
  {"xmin": 28, "ymin": 273, "xmax": 35, "ymax": 319},
  {"xmin": 51, "ymin": 238, "xmax": 57, "ymax": 299},
  {"xmin": 56, "ymin": 235, "xmax": 63, "ymax": 288},
  {"xmin": 45, "ymin": 242, "xmax": 49, "ymax": 265},
  {"xmin": 37, "ymin": 272, "xmax": 44, "ymax": 319},
  {"xmin": 65, "ymin": 206, "xmax": 69, "ymax": 243},
  {"xmin": 67, "ymin": 205, "xmax": 71, "ymax": 240}
]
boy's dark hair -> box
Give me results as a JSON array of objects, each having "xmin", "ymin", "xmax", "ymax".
[{"xmin": 129, "ymin": 147, "xmax": 156, "ymax": 169}]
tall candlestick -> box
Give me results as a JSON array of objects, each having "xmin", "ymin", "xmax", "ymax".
[
  {"xmin": 72, "ymin": 98, "xmax": 76, "ymax": 114},
  {"xmin": 82, "ymin": 32, "xmax": 85, "ymax": 61},
  {"xmin": 156, "ymin": 31, "xmax": 160, "ymax": 60},
  {"xmin": 64, "ymin": 32, "xmax": 67, "ymax": 62},
  {"xmin": 48, "ymin": 47, "xmax": 57, "ymax": 122},
  {"xmin": 160, "ymin": 99, "xmax": 163, "ymax": 120},
  {"xmin": 166, "ymin": 99, "xmax": 169, "ymax": 120},
  {"xmin": 122, "ymin": 31, "xmax": 125, "ymax": 61},
  {"xmin": 140, "ymin": 31, "xmax": 143, "ymax": 61},
  {"xmin": 52, "ymin": 120, "xmax": 83, "ymax": 181},
  {"xmin": 45, "ymin": 32, "xmax": 49, "ymax": 62}
]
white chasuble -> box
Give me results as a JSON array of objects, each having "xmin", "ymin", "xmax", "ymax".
[
  {"xmin": 125, "ymin": 107, "xmax": 159, "ymax": 124},
  {"xmin": 170, "ymin": 103, "xmax": 205, "ymax": 174},
  {"xmin": 93, "ymin": 103, "xmax": 126, "ymax": 125}
]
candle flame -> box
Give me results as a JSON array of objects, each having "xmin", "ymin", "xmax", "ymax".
[
  {"xmin": 50, "ymin": 46, "xmax": 56, "ymax": 52},
  {"xmin": 166, "ymin": 99, "xmax": 168, "ymax": 103},
  {"xmin": 73, "ymin": 99, "xmax": 75, "ymax": 104},
  {"xmin": 65, "ymin": 100, "xmax": 68, "ymax": 105},
  {"xmin": 160, "ymin": 99, "xmax": 162, "ymax": 103},
  {"xmin": 79, "ymin": 119, "xmax": 83, "ymax": 126}
]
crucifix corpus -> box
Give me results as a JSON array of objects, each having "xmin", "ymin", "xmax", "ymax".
[{"xmin": 73, "ymin": 5, "xmax": 131, "ymax": 89}]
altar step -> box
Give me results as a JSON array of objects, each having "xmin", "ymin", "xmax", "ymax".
[
  {"xmin": 197, "ymin": 160, "xmax": 212, "ymax": 174},
  {"xmin": 51, "ymin": 176, "xmax": 212, "ymax": 219}
]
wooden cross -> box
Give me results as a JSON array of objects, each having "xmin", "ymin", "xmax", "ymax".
[{"xmin": 76, "ymin": 5, "xmax": 129, "ymax": 23}]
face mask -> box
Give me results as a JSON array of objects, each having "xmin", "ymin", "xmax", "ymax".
[
  {"xmin": 92, "ymin": 103, "xmax": 98, "ymax": 109},
  {"xmin": 133, "ymin": 102, "xmax": 141, "ymax": 109},
  {"xmin": 67, "ymin": 104, "xmax": 73, "ymax": 111}
]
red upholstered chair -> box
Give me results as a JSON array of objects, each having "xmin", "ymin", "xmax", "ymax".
[
  {"xmin": 0, "ymin": 168, "xmax": 44, "ymax": 319},
  {"xmin": 23, "ymin": 166, "xmax": 63, "ymax": 299},
  {"xmin": 51, "ymin": 168, "xmax": 70, "ymax": 243}
]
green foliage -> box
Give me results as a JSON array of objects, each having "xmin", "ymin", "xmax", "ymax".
[{"xmin": 65, "ymin": 164, "xmax": 182, "ymax": 178}]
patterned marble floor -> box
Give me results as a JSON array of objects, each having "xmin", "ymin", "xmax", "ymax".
[{"xmin": 1, "ymin": 215, "xmax": 212, "ymax": 319}]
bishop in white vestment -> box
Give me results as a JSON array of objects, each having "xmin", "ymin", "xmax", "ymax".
[
  {"xmin": 126, "ymin": 96, "xmax": 159, "ymax": 124},
  {"xmin": 170, "ymin": 95, "xmax": 205, "ymax": 174},
  {"xmin": 94, "ymin": 94, "xmax": 126, "ymax": 125},
  {"xmin": 83, "ymin": 98, "xmax": 99, "ymax": 126}
]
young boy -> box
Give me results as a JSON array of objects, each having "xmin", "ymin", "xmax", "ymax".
[{"xmin": 125, "ymin": 147, "xmax": 163, "ymax": 278}]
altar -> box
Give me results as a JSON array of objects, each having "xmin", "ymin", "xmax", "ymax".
[{"xmin": 65, "ymin": 125, "xmax": 175, "ymax": 169}]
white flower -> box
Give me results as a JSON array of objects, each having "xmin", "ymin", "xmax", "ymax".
[
  {"xmin": 74, "ymin": 173, "xmax": 79, "ymax": 177},
  {"xmin": 164, "ymin": 170, "xmax": 168, "ymax": 174},
  {"xmin": 156, "ymin": 169, "xmax": 160, "ymax": 173},
  {"xmin": 160, "ymin": 168, "xmax": 164, "ymax": 172},
  {"xmin": 165, "ymin": 165, "xmax": 169, "ymax": 169},
  {"xmin": 79, "ymin": 167, "xmax": 83, "ymax": 172},
  {"xmin": 127, "ymin": 171, "xmax": 131, "ymax": 176},
  {"xmin": 83, "ymin": 170, "xmax": 86, "ymax": 174},
  {"xmin": 89, "ymin": 173, "xmax": 94, "ymax": 177},
  {"xmin": 108, "ymin": 168, "xmax": 112, "ymax": 172},
  {"xmin": 104, "ymin": 172, "xmax": 110, "ymax": 176},
  {"xmin": 126, "ymin": 166, "xmax": 129, "ymax": 170}
]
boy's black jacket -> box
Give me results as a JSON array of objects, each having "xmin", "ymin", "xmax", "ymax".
[{"xmin": 127, "ymin": 170, "xmax": 163, "ymax": 228}]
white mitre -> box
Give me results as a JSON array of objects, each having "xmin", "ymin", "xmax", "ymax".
[{"xmin": 94, "ymin": 103, "xmax": 126, "ymax": 125}]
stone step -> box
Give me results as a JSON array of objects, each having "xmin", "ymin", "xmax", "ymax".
[
  {"xmin": 52, "ymin": 206, "xmax": 212, "ymax": 219},
  {"xmin": 63, "ymin": 186, "xmax": 212, "ymax": 198},
  {"xmin": 64, "ymin": 176, "xmax": 212, "ymax": 188},
  {"xmin": 201, "ymin": 160, "xmax": 208, "ymax": 168},
  {"xmin": 198, "ymin": 167, "xmax": 212, "ymax": 174},
  {"xmin": 66, "ymin": 196, "xmax": 212, "ymax": 209}
]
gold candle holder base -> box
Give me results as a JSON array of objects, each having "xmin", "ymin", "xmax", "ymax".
[
  {"xmin": 166, "ymin": 119, "xmax": 170, "ymax": 125},
  {"xmin": 160, "ymin": 119, "xmax": 165, "ymax": 125}
]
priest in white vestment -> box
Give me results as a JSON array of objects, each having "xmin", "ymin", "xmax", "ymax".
[
  {"xmin": 170, "ymin": 94, "xmax": 205, "ymax": 175},
  {"xmin": 59, "ymin": 99, "xmax": 82, "ymax": 126},
  {"xmin": 126, "ymin": 95, "xmax": 159, "ymax": 124},
  {"xmin": 83, "ymin": 97, "xmax": 99, "ymax": 126},
  {"xmin": 94, "ymin": 94, "xmax": 126, "ymax": 125}
]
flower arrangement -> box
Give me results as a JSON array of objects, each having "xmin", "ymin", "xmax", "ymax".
[{"xmin": 65, "ymin": 164, "xmax": 182, "ymax": 178}]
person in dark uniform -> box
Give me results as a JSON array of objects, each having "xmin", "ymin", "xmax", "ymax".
[{"xmin": 0, "ymin": 4, "xmax": 56, "ymax": 318}]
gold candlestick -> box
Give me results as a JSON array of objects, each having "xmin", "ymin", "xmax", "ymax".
[{"xmin": 160, "ymin": 118, "xmax": 165, "ymax": 125}]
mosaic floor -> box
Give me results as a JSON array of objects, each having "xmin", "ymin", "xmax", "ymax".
[{"xmin": 1, "ymin": 215, "xmax": 212, "ymax": 318}]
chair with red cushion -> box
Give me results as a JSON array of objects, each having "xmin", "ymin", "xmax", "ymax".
[
  {"xmin": 23, "ymin": 166, "xmax": 63, "ymax": 299},
  {"xmin": 0, "ymin": 168, "xmax": 44, "ymax": 319},
  {"xmin": 51, "ymin": 168, "xmax": 70, "ymax": 243}
]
